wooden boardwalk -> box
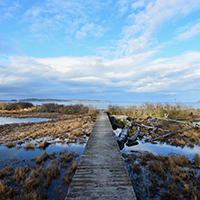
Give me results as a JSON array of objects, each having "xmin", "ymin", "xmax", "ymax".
[{"xmin": 65, "ymin": 111, "xmax": 136, "ymax": 200}]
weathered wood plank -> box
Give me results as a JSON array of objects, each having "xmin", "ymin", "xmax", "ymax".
[{"xmin": 65, "ymin": 111, "xmax": 136, "ymax": 200}]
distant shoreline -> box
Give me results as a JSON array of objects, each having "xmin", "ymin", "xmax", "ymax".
[{"xmin": 18, "ymin": 98, "xmax": 110, "ymax": 103}]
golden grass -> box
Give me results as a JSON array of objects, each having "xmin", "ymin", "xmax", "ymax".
[
  {"xmin": 0, "ymin": 180, "xmax": 17, "ymax": 197},
  {"xmin": 62, "ymin": 171, "xmax": 71, "ymax": 185},
  {"xmin": 193, "ymin": 154, "xmax": 200, "ymax": 168},
  {"xmin": 38, "ymin": 139, "xmax": 49, "ymax": 149},
  {"xmin": 23, "ymin": 170, "xmax": 43, "ymax": 192},
  {"xmin": 45, "ymin": 161, "xmax": 60, "ymax": 188},
  {"xmin": 149, "ymin": 161, "xmax": 166, "ymax": 180},
  {"xmin": 35, "ymin": 151, "xmax": 48, "ymax": 164},
  {"xmin": 5, "ymin": 142, "xmax": 15, "ymax": 148},
  {"xmin": 13, "ymin": 166, "xmax": 29, "ymax": 183},
  {"xmin": 0, "ymin": 166, "xmax": 13, "ymax": 178},
  {"xmin": 71, "ymin": 161, "xmax": 78, "ymax": 173},
  {"xmin": 0, "ymin": 110, "xmax": 97, "ymax": 149},
  {"xmin": 124, "ymin": 152, "xmax": 200, "ymax": 200},
  {"xmin": 25, "ymin": 143, "xmax": 35, "ymax": 150}
]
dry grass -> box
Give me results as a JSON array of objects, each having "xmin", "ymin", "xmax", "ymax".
[
  {"xmin": 60, "ymin": 153, "xmax": 73, "ymax": 163},
  {"xmin": 0, "ymin": 110, "xmax": 96, "ymax": 149},
  {"xmin": 193, "ymin": 154, "xmax": 200, "ymax": 168},
  {"xmin": 35, "ymin": 151, "xmax": 48, "ymax": 164},
  {"xmin": 5, "ymin": 142, "xmax": 15, "ymax": 148},
  {"xmin": 123, "ymin": 152, "xmax": 200, "ymax": 200},
  {"xmin": 0, "ymin": 166, "xmax": 13, "ymax": 178},
  {"xmin": 13, "ymin": 166, "xmax": 29, "ymax": 183},
  {"xmin": 71, "ymin": 161, "xmax": 78, "ymax": 173},
  {"xmin": 23, "ymin": 170, "xmax": 44, "ymax": 192},
  {"xmin": 62, "ymin": 171, "xmax": 71, "ymax": 184},
  {"xmin": 0, "ymin": 180, "xmax": 17, "ymax": 198},
  {"xmin": 44, "ymin": 161, "xmax": 60, "ymax": 188},
  {"xmin": 149, "ymin": 161, "xmax": 167, "ymax": 180},
  {"xmin": 38, "ymin": 139, "xmax": 50, "ymax": 149},
  {"xmin": 19, "ymin": 189, "xmax": 47, "ymax": 200},
  {"xmin": 25, "ymin": 143, "xmax": 35, "ymax": 150}
]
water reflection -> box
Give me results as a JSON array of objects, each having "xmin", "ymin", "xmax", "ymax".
[
  {"xmin": 0, "ymin": 143, "xmax": 85, "ymax": 160},
  {"xmin": 123, "ymin": 140, "xmax": 200, "ymax": 159},
  {"xmin": 0, "ymin": 117, "xmax": 50, "ymax": 125}
]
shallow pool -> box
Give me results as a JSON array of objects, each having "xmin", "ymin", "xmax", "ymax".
[
  {"xmin": 0, "ymin": 116, "xmax": 50, "ymax": 125},
  {"xmin": 123, "ymin": 140, "xmax": 200, "ymax": 159},
  {"xmin": 0, "ymin": 143, "xmax": 85, "ymax": 160}
]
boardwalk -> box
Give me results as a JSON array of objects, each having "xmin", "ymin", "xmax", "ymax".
[{"xmin": 66, "ymin": 111, "xmax": 136, "ymax": 200}]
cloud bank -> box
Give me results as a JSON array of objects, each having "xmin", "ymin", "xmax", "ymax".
[{"xmin": 0, "ymin": 0, "xmax": 200, "ymax": 102}]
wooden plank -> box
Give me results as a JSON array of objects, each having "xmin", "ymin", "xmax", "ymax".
[{"xmin": 65, "ymin": 111, "xmax": 136, "ymax": 200}]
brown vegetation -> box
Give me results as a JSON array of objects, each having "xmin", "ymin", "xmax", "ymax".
[
  {"xmin": 71, "ymin": 161, "xmax": 78, "ymax": 173},
  {"xmin": 123, "ymin": 151, "xmax": 200, "ymax": 200},
  {"xmin": 5, "ymin": 142, "xmax": 15, "ymax": 148},
  {"xmin": 0, "ymin": 102, "xmax": 34, "ymax": 111},
  {"xmin": 45, "ymin": 161, "xmax": 60, "ymax": 188},
  {"xmin": 25, "ymin": 143, "xmax": 35, "ymax": 150},
  {"xmin": 0, "ymin": 109, "xmax": 96, "ymax": 148},
  {"xmin": 0, "ymin": 149, "xmax": 80, "ymax": 199},
  {"xmin": 35, "ymin": 151, "xmax": 48, "ymax": 164},
  {"xmin": 13, "ymin": 166, "xmax": 29, "ymax": 183}
]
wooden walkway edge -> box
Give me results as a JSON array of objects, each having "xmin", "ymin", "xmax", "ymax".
[{"xmin": 65, "ymin": 111, "xmax": 136, "ymax": 199}]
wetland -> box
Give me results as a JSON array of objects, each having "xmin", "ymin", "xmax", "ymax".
[
  {"xmin": 0, "ymin": 101, "xmax": 200, "ymax": 199},
  {"xmin": 0, "ymin": 102, "xmax": 98, "ymax": 199},
  {"xmin": 108, "ymin": 103, "xmax": 200, "ymax": 200}
]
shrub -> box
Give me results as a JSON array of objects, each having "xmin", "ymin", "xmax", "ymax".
[
  {"xmin": 0, "ymin": 102, "xmax": 34, "ymax": 110},
  {"xmin": 107, "ymin": 102, "xmax": 190, "ymax": 119},
  {"xmin": 36, "ymin": 103, "xmax": 97, "ymax": 115}
]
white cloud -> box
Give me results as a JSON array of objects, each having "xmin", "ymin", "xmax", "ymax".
[
  {"xmin": 76, "ymin": 23, "xmax": 109, "ymax": 39},
  {"xmin": 1, "ymin": 51, "xmax": 200, "ymax": 98},
  {"xmin": 131, "ymin": 1, "xmax": 145, "ymax": 10},
  {"xmin": 176, "ymin": 22, "xmax": 200, "ymax": 40},
  {"xmin": 1, "ymin": 1, "xmax": 21, "ymax": 19},
  {"xmin": 119, "ymin": 0, "xmax": 200, "ymax": 55}
]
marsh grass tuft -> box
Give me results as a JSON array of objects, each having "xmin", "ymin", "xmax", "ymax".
[
  {"xmin": 62, "ymin": 171, "xmax": 71, "ymax": 184},
  {"xmin": 35, "ymin": 151, "xmax": 48, "ymax": 164},
  {"xmin": 193, "ymin": 154, "xmax": 200, "ymax": 168},
  {"xmin": 23, "ymin": 170, "xmax": 44, "ymax": 192},
  {"xmin": 13, "ymin": 166, "xmax": 29, "ymax": 183},
  {"xmin": 71, "ymin": 161, "xmax": 78, "ymax": 173},
  {"xmin": 0, "ymin": 166, "xmax": 13, "ymax": 178},
  {"xmin": 25, "ymin": 143, "xmax": 35, "ymax": 150},
  {"xmin": 5, "ymin": 142, "xmax": 15, "ymax": 148},
  {"xmin": 0, "ymin": 180, "xmax": 17, "ymax": 197},
  {"xmin": 45, "ymin": 161, "xmax": 60, "ymax": 188},
  {"xmin": 149, "ymin": 161, "xmax": 166, "ymax": 180}
]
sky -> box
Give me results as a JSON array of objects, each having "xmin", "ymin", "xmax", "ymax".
[{"xmin": 0, "ymin": 0, "xmax": 200, "ymax": 103}]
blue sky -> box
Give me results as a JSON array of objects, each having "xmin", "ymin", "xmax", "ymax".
[{"xmin": 1, "ymin": 0, "xmax": 200, "ymax": 102}]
